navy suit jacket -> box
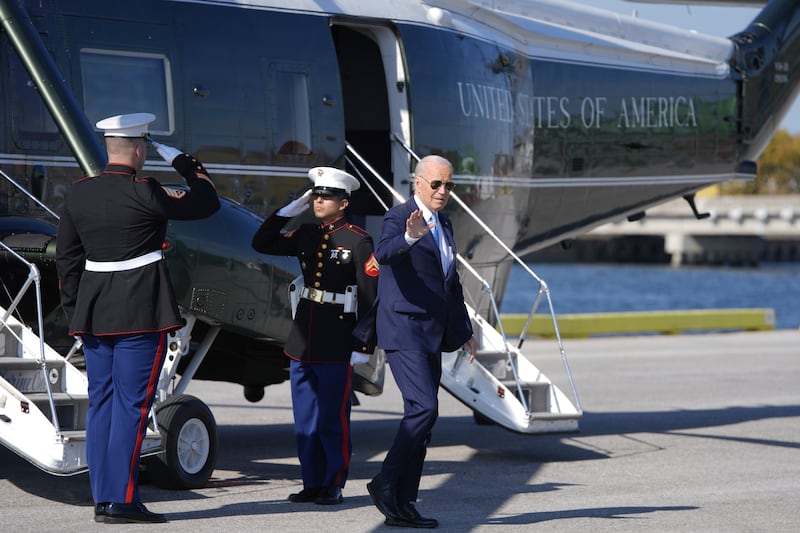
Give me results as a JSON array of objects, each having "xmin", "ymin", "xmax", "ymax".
[{"xmin": 358, "ymin": 197, "xmax": 473, "ymax": 353}]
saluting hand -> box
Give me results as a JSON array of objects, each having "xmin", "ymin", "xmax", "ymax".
[
  {"xmin": 150, "ymin": 141, "xmax": 183, "ymax": 164},
  {"xmin": 406, "ymin": 209, "xmax": 432, "ymax": 239},
  {"xmin": 277, "ymin": 189, "xmax": 312, "ymax": 217}
]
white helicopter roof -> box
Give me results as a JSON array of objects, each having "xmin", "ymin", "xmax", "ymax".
[{"xmin": 174, "ymin": 0, "xmax": 735, "ymax": 76}]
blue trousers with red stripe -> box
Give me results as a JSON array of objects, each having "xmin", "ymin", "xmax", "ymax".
[
  {"xmin": 82, "ymin": 332, "xmax": 167, "ymax": 505},
  {"xmin": 289, "ymin": 359, "xmax": 353, "ymax": 489}
]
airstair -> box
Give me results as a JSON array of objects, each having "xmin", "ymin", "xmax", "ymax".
[
  {"xmin": 347, "ymin": 139, "xmax": 582, "ymax": 433},
  {"xmin": 0, "ymin": 169, "xmax": 213, "ymax": 485},
  {"xmin": 0, "ymin": 228, "xmax": 164, "ymax": 475}
]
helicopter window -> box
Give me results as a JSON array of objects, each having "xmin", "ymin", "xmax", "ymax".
[
  {"xmin": 7, "ymin": 49, "xmax": 60, "ymax": 151},
  {"xmin": 272, "ymin": 69, "xmax": 312, "ymax": 156},
  {"xmin": 80, "ymin": 49, "xmax": 174, "ymax": 135}
]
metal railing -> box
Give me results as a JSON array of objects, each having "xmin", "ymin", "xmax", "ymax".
[
  {"xmin": 0, "ymin": 167, "xmax": 60, "ymax": 221},
  {"xmin": 0, "ymin": 239, "xmax": 62, "ymax": 433},
  {"xmin": 344, "ymin": 137, "xmax": 581, "ymax": 413}
]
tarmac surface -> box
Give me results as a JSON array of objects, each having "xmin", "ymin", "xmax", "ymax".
[{"xmin": 1, "ymin": 330, "xmax": 798, "ymax": 532}]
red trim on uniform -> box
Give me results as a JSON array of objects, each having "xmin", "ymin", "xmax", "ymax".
[
  {"xmin": 320, "ymin": 215, "xmax": 346, "ymax": 230},
  {"xmin": 327, "ymin": 224, "xmax": 354, "ymax": 236},
  {"xmin": 103, "ymin": 165, "xmax": 136, "ymax": 177},
  {"xmin": 322, "ymin": 217, "xmax": 370, "ymax": 237},
  {"xmin": 68, "ymin": 323, "xmax": 184, "ymax": 337},
  {"xmin": 195, "ymin": 173, "xmax": 216, "ymax": 188},
  {"xmin": 345, "ymin": 224, "xmax": 369, "ymax": 237},
  {"xmin": 125, "ymin": 332, "xmax": 167, "ymax": 503},
  {"xmin": 75, "ymin": 168, "xmax": 135, "ymax": 182},
  {"xmin": 334, "ymin": 365, "xmax": 353, "ymax": 487}
]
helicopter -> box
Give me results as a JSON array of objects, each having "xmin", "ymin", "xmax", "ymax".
[{"xmin": 0, "ymin": 0, "xmax": 797, "ymax": 488}]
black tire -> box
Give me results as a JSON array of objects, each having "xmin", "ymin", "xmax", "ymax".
[
  {"xmin": 144, "ymin": 394, "xmax": 218, "ymax": 489},
  {"xmin": 243, "ymin": 384, "xmax": 265, "ymax": 403}
]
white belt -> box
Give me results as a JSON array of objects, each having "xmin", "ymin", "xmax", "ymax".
[
  {"xmin": 85, "ymin": 250, "xmax": 163, "ymax": 272},
  {"xmin": 300, "ymin": 287, "xmax": 348, "ymax": 305}
]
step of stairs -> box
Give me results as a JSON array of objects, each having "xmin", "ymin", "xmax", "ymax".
[
  {"xmin": 0, "ymin": 356, "xmax": 66, "ymax": 394},
  {"xmin": 25, "ymin": 392, "xmax": 89, "ymax": 431},
  {"xmin": 0, "ymin": 324, "xmax": 23, "ymax": 357},
  {"xmin": 473, "ymin": 350, "xmax": 551, "ymax": 413}
]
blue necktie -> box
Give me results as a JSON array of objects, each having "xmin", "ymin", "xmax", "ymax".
[{"xmin": 429, "ymin": 215, "xmax": 448, "ymax": 272}]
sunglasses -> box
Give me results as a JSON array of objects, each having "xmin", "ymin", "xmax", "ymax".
[
  {"xmin": 311, "ymin": 192, "xmax": 343, "ymax": 201},
  {"xmin": 418, "ymin": 175, "xmax": 456, "ymax": 192}
]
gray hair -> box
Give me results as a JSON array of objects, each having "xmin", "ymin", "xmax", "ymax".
[{"xmin": 414, "ymin": 155, "xmax": 452, "ymax": 178}]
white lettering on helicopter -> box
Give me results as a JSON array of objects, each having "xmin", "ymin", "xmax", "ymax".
[{"xmin": 456, "ymin": 82, "xmax": 698, "ymax": 129}]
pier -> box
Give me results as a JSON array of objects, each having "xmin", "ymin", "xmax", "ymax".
[
  {"xmin": 499, "ymin": 308, "xmax": 776, "ymax": 337},
  {"xmin": 550, "ymin": 195, "xmax": 800, "ymax": 266}
]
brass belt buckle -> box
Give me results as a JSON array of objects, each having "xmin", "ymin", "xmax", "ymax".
[{"xmin": 306, "ymin": 287, "xmax": 324, "ymax": 303}]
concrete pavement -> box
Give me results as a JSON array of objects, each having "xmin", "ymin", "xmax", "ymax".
[{"xmin": 1, "ymin": 330, "xmax": 798, "ymax": 532}]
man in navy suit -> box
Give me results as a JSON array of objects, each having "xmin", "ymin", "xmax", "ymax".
[{"xmin": 364, "ymin": 155, "xmax": 478, "ymax": 529}]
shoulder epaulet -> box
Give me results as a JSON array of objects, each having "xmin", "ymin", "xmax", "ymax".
[{"xmin": 346, "ymin": 224, "xmax": 369, "ymax": 237}]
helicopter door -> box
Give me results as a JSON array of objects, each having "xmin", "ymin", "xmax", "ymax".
[{"xmin": 332, "ymin": 23, "xmax": 411, "ymax": 237}]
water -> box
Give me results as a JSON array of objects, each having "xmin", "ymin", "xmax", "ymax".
[{"xmin": 501, "ymin": 263, "xmax": 800, "ymax": 330}]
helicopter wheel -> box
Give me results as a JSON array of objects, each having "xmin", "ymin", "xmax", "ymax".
[
  {"xmin": 244, "ymin": 384, "xmax": 265, "ymax": 402},
  {"xmin": 143, "ymin": 394, "xmax": 218, "ymax": 489}
]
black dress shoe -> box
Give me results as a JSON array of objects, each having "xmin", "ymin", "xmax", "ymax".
[
  {"xmin": 104, "ymin": 502, "xmax": 167, "ymax": 524},
  {"xmin": 366, "ymin": 474, "xmax": 402, "ymax": 520},
  {"xmin": 314, "ymin": 486, "xmax": 343, "ymax": 505},
  {"xmin": 287, "ymin": 487, "xmax": 322, "ymax": 502},
  {"xmin": 94, "ymin": 502, "xmax": 108, "ymax": 523},
  {"xmin": 388, "ymin": 502, "xmax": 438, "ymax": 528}
]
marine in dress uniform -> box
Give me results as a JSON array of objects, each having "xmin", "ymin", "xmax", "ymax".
[
  {"xmin": 251, "ymin": 167, "xmax": 379, "ymax": 505},
  {"xmin": 55, "ymin": 113, "xmax": 220, "ymax": 524}
]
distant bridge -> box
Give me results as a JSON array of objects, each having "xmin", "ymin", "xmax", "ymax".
[{"xmin": 581, "ymin": 195, "xmax": 800, "ymax": 266}]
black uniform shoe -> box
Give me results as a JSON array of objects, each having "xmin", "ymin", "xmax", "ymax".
[
  {"xmin": 94, "ymin": 502, "xmax": 108, "ymax": 523},
  {"xmin": 104, "ymin": 502, "xmax": 167, "ymax": 524},
  {"xmin": 366, "ymin": 474, "xmax": 402, "ymax": 520},
  {"xmin": 287, "ymin": 487, "xmax": 322, "ymax": 503},
  {"xmin": 383, "ymin": 502, "xmax": 438, "ymax": 528},
  {"xmin": 314, "ymin": 486, "xmax": 343, "ymax": 505}
]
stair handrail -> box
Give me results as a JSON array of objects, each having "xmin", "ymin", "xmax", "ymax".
[
  {"xmin": 345, "ymin": 147, "xmax": 535, "ymax": 411},
  {"xmin": 345, "ymin": 138, "xmax": 581, "ymax": 413},
  {"xmin": 0, "ymin": 167, "xmax": 60, "ymax": 221},
  {"xmin": 1, "ymin": 167, "xmax": 153, "ymax": 433},
  {"xmin": 0, "ymin": 239, "xmax": 62, "ymax": 433},
  {"xmin": 389, "ymin": 134, "xmax": 581, "ymax": 411},
  {"xmin": 344, "ymin": 144, "xmax": 534, "ymax": 409}
]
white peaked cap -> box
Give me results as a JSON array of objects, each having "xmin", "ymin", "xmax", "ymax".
[
  {"xmin": 308, "ymin": 167, "xmax": 360, "ymax": 196},
  {"xmin": 95, "ymin": 112, "xmax": 156, "ymax": 137}
]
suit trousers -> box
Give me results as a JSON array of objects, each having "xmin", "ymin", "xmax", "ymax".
[
  {"xmin": 380, "ymin": 349, "xmax": 442, "ymax": 503},
  {"xmin": 82, "ymin": 332, "xmax": 167, "ymax": 505},
  {"xmin": 289, "ymin": 359, "xmax": 353, "ymax": 489}
]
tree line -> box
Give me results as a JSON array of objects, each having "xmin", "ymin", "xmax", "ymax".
[{"xmin": 721, "ymin": 129, "xmax": 800, "ymax": 194}]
